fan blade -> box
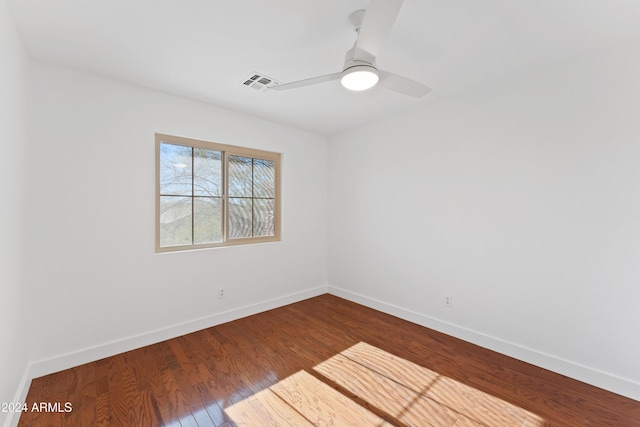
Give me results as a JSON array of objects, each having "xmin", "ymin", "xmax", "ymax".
[
  {"xmin": 378, "ymin": 70, "xmax": 431, "ymax": 97},
  {"xmin": 269, "ymin": 72, "xmax": 341, "ymax": 91},
  {"xmin": 354, "ymin": 0, "xmax": 403, "ymax": 60}
]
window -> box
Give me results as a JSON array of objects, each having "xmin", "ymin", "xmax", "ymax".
[{"xmin": 156, "ymin": 134, "xmax": 280, "ymax": 252}]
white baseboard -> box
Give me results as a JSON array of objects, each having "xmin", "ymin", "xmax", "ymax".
[
  {"xmin": 28, "ymin": 285, "xmax": 328, "ymax": 381},
  {"xmin": 4, "ymin": 366, "xmax": 32, "ymax": 427},
  {"xmin": 328, "ymin": 285, "xmax": 640, "ymax": 402}
]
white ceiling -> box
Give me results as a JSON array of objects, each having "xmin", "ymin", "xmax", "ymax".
[{"xmin": 7, "ymin": 0, "xmax": 640, "ymax": 135}]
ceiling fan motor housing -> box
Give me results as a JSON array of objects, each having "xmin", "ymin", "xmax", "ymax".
[{"xmin": 343, "ymin": 45, "xmax": 376, "ymax": 69}]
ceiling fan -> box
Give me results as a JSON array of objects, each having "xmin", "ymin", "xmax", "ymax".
[{"xmin": 270, "ymin": 0, "xmax": 431, "ymax": 97}]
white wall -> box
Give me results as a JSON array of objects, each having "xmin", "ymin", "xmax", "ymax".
[
  {"xmin": 328, "ymin": 41, "xmax": 640, "ymax": 399},
  {"xmin": 0, "ymin": 1, "xmax": 30, "ymax": 425},
  {"xmin": 24, "ymin": 62, "xmax": 328, "ymax": 373}
]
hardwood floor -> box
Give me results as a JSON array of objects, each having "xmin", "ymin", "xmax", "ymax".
[{"xmin": 18, "ymin": 294, "xmax": 640, "ymax": 426}]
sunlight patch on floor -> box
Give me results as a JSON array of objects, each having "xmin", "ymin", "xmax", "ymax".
[
  {"xmin": 225, "ymin": 370, "xmax": 391, "ymax": 426},
  {"xmin": 225, "ymin": 342, "xmax": 544, "ymax": 426}
]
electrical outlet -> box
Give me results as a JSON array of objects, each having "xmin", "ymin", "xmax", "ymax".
[
  {"xmin": 444, "ymin": 295, "xmax": 453, "ymax": 307},
  {"xmin": 218, "ymin": 288, "xmax": 225, "ymax": 299}
]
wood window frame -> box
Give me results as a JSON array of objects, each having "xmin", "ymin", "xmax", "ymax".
[{"xmin": 155, "ymin": 133, "xmax": 281, "ymax": 253}]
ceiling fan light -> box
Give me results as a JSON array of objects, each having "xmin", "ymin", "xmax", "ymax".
[{"xmin": 341, "ymin": 65, "xmax": 379, "ymax": 91}]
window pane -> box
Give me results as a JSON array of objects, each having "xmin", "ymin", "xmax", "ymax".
[
  {"xmin": 229, "ymin": 197, "xmax": 252, "ymax": 239},
  {"xmin": 160, "ymin": 143, "xmax": 192, "ymax": 196},
  {"xmin": 194, "ymin": 148, "xmax": 222, "ymax": 197},
  {"xmin": 159, "ymin": 196, "xmax": 192, "ymax": 247},
  {"xmin": 156, "ymin": 134, "xmax": 280, "ymax": 251},
  {"xmin": 253, "ymin": 198, "xmax": 275, "ymax": 237},
  {"xmin": 228, "ymin": 155, "xmax": 252, "ymax": 197},
  {"xmin": 253, "ymin": 159, "xmax": 275, "ymax": 198},
  {"xmin": 194, "ymin": 197, "xmax": 222, "ymax": 244}
]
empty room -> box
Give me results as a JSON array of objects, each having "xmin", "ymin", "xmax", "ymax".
[{"xmin": 2, "ymin": 0, "xmax": 640, "ymax": 426}]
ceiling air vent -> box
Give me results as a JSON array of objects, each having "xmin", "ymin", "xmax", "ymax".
[{"xmin": 242, "ymin": 72, "xmax": 280, "ymax": 91}]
